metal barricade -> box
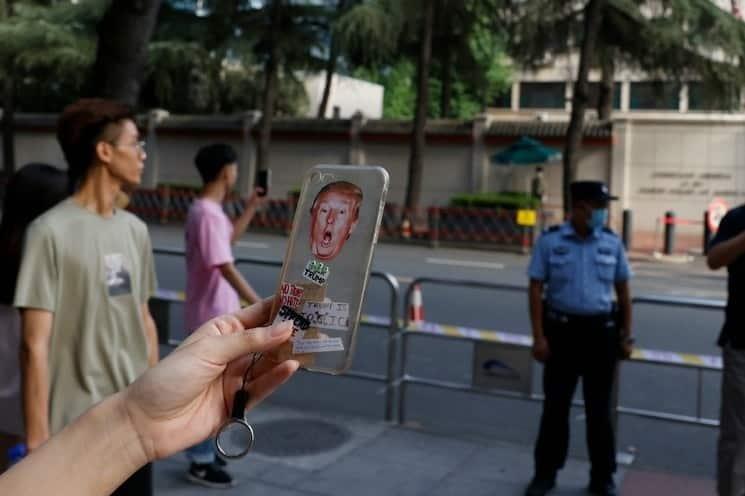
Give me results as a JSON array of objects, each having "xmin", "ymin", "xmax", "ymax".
[
  {"xmin": 398, "ymin": 278, "xmax": 532, "ymax": 425},
  {"xmin": 151, "ymin": 247, "xmax": 401, "ymax": 422},
  {"xmin": 623, "ymin": 294, "xmax": 725, "ymax": 427},
  {"xmin": 397, "ymin": 277, "xmax": 726, "ymax": 429}
]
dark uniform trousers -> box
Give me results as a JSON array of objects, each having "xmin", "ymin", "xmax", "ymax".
[{"xmin": 534, "ymin": 309, "xmax": 619, "ymax": 482}]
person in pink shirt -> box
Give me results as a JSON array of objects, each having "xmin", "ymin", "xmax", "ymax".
[{"xmin": 183, "ymin": 143, "xmax": 263, "ymax": 488}]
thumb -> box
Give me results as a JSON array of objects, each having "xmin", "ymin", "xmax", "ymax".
[{"xmin": 200, "ymin": 320, "xmax": 293, "ymax": 365}]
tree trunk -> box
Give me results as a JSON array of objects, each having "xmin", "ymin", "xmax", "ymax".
[
  {"xmin": 317, "ymin": 0, "xmax": 347, "ymax": 119},
  {"xmin": 1, "ymin": 70, "xmax": 14, "ymax": 178},
  {"xmin": 257, "ymin": 1, "xmax": 281, "ymax": 172},
  {"xmin": 404, "ymin": 0, "xmax": 434, "ymax": 210},
  {"xmin": 597, "ymin": 47, "xmax": 614, "ymax": 120},
  {"xmin": 440, "ymin": 42, "xmax": 452, "ymax": 118},
  {"xmin": 88, "ymin": 0, "xmax": 162, "ymax": 105},
  {"xmin": 1, "ymin": 0, "xmax": 14, "ymax": 178},
  {"xmin": 563, "ymin": 0, "xmax": 606, "ymax": 214}
]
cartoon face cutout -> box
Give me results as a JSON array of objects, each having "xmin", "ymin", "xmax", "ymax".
[{"xmin": 309, "ymin": 182, "xmax": 362, "ymax": 261}]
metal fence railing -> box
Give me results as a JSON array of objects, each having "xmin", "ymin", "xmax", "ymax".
[
  {"xmin": 151, "ymin": 247, "xmax": 401, "ymax": 422},
  {"xmin": 397, "ymin": 277, "xmax": 725, "ymax": 429},
  {"xmin": 150, "ymin": 250, "xmax": 726, "ymax": 429}
]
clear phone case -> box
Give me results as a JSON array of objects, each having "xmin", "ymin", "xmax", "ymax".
[{"xmin": 268, "ymin": 165, "xmax": 389, "ymax": 374}]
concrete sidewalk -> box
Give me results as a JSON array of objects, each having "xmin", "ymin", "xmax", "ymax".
[{"xmin": 153, "ymin": 404, "xmax": 715, "ymax": 496}]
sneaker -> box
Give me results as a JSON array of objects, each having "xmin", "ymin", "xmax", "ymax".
[
  {"xmin": 214, "ymin": 456, "xmax": 227, "ymax": 467},
  {"xmin": 186, "ymin": 462, "xmax": 236, "ymax": 489},
  {"xmin": 525, "ymin": 476, "xmax": 556, "ymax": 496}
]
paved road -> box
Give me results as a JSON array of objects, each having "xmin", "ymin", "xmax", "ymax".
[{"xmin": 149, "ymin": 224, "xmax": 728, "ymax": 478}]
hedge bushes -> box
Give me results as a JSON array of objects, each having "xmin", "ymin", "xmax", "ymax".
[{"xmin": 450, "ymin": 191, "xmax": 539, "ymax": 210}]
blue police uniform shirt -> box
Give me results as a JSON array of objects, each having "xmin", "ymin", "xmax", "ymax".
[{"xmin": 527, "ymin": 222, "xmax": 631, "ymax": 315}]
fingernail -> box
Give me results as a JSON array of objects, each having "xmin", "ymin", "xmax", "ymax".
[{"xmin": 271, "ymin": 321, "xmax": 292, "ymax": 337}]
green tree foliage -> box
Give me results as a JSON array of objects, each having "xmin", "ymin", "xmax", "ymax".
[
  {"xmin": 0, "ymin": 0, "xmax": 103, "ymax": 112},
  {"xmin": 506, "ymin": 0, "xmax": 745, "ymax": 209},
  {"xmin": 353, "ymin": 61, "xmax": 416, "ymax": 118},
  {"xmin": 341, "ymin": 0, "xmax": 511, "ymax": 120}
]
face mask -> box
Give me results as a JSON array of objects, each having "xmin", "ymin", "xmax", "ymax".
[{"xmin": 587, "ymin": 208, "xmax": 608, "ymax": 230}]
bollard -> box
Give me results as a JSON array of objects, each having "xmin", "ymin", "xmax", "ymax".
[
  {"xmin": 429, "ymin": 206, "xmax": 440, "ymax": 249},
  {"xmin": 663, "ymin": 211, "xmax": 675, "ymax": 255},
  {"xmin": 621, "ymin": 209, "xmax": 632, "ymax": 250},
  {"xmin": 703, "ymin": 211, "xmax": 711, "ymax": 255}
]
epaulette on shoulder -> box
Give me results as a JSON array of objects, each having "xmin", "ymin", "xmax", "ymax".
[{"xmin": 602, "ymin": 227, "xmax": 617, "ymax": 236}]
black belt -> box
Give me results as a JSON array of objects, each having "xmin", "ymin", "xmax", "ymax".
[{"xmin": 545, "ymin": 307, "xmax": 615, "ymax": 328}]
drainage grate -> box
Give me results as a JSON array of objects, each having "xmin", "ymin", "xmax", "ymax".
[{"xmin": 252, "ymin": 418, "xmax": 352, "ymax": 457}]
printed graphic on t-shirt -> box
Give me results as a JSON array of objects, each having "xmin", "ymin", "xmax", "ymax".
[{"xmin": 104, "ymin": 253, "xmax": 132, "ymax": 296}]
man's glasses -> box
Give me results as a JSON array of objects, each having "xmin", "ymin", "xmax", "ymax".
[{"xmin": 109, "ymin": 140, "xmax": 146, "ymax": 152}]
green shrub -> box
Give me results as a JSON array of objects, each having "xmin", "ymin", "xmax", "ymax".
[{"xmin": 450, "ymin": 191, "xmax": 539, "ymax": 210}]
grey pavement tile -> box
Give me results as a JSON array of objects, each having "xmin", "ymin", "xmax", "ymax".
[
  {"xmin": 352, "ymin": 426, "xmax": 482, "ymax": 472},
  {"xmin": 423, "ymin": 476, "xmax": 527, "ymax": 496},
  {"xmin": 426, "ymin": 475, "xmax": 592, "ymax": 496},
  {"xmin": 155, "ymin": 455, "xmax": 324, "ymax": 496},
  {"xmin": 155, "ymin": 472, "xmax": 321, "ymax": 496},
  {"xmin": 156, "ymin": 451, "xmax": 276, "ymax": 480},
  {"xmin": 255, "ymin": 462, "xmax": 317, "ymax": 487},
  {"xmin": 294, "ymin": 451, "xmax": 446, "ymax": 496}
]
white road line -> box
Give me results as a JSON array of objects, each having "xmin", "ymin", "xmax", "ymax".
[
  {"xmin": 236, "ymin": 241, "xmax": 270, "ymax": 249},
  {"xmin": 425, "ymin": 257, "xmax": 504, "ymax": 270}
]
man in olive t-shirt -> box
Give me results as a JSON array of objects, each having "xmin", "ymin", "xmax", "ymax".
[
  {"xmin": 14, "ymin": 99, "xmax": 159, "ymax": 496},
  {"xmin": 15, "ymin": 198, "xmax": 156, "ymax": 433}
]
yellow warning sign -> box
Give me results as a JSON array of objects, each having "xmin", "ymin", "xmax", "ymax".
[{"xmin": 516, "ymin": 209, "xmax": 537, "ymax": 227}]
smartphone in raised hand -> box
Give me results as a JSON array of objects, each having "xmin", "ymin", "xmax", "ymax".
[
  {"xmin": 256, "ymin": 169, "xmax": 271, "ymax": 197},
  {"xmin": 268, "ymin": 164, "xmax": 389, "ymax": 374}
]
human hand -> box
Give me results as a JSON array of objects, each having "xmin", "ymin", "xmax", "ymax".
[
  {"xmin": 532, "ymin": 335, "xmax": 550, "ymax": 363},
  {"xmin": 122, "ymin": 297, "xmax": 298, "ymax": 462},
  {"xmin": 246, "ymin": 188, "xmax": 266, "ymax": 208}
]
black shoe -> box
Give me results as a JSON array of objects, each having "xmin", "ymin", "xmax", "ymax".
[
  {"xmin": 214, "ymin": 456, "xmax": 227, "ymax": 467},
  {"xmin": 186, "ymin": 462, "xmax": 236, "ymax": 489},
  {"xmin": 525, "ymin": 476, "xmax": 556, "ymax": 496},
  {"xmin": 587, "ymin": 478, "xmax": 617, "ymax": 496}
]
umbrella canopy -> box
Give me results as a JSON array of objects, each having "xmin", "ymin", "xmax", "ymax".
[{"xmin": 491, "ymin": 136, "xmax": 561, "ymax": 166}]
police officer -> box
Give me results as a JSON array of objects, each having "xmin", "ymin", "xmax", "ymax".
[{"xmin": 524, "ymin": 181, "xmax": 633, "ymax": 496}]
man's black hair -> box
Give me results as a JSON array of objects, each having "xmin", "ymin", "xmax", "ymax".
[{"xmin": 194, "ymin": 143, "xmax": 238, "ymax": 184}]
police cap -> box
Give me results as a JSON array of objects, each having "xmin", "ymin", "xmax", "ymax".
[{"xmin": 570, "ymin": 181, "xmax": 618, "ymax": 203}]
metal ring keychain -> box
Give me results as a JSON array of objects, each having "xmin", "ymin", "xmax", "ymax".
[{"xmin": 215, "ymin": 352, "xmax": 262, "ymax": 459}]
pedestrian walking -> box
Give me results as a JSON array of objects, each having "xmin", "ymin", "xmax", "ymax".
[
  {"xmin": 524, "ymin": 181, "xmax": 633, "ymax": 496},
  {"xmin": 14, "ymin": 99, "xmax": 159, "ymax": 496},
  {"xmin": 707, "ymin": 203, "xmax": 745, "ymax": 496},
  {"xmin": 183, "ymin": 143, "xmax": 264, "ymax": 488},
  {"xmin": 0, "ymin": 164, "xmax": 67, "ymax": 471}
]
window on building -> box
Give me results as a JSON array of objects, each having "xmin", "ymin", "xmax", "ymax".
[
  {"xmin": 629, "ymin": 82, "xmax": 680, "ymax": 110},
  {"xmin": 688, "ymin": 82, "xmax": 740, "ymax": 111},
  {"xmin": 491, "ymin": 88, "xmax": 512, "ymax": 108},
  {"xmin": 519, "ymin": 82, "xmax": 566, "ymax": 109},
  {"xmin": 587, "ymin": 82, "xmax": 622, "ymax": 111}
]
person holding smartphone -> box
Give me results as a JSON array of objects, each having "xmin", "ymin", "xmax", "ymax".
[
  {"xmin": 183, "ymin": 143, "xmax": 264, "ymax": 487},
  {"xmin": 0, "ymin": 299, "xmax": 298, "ymax": 496},
  {"xmin": 707, "ymin": 204, "xmax": 745, "ymax": 496}
]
